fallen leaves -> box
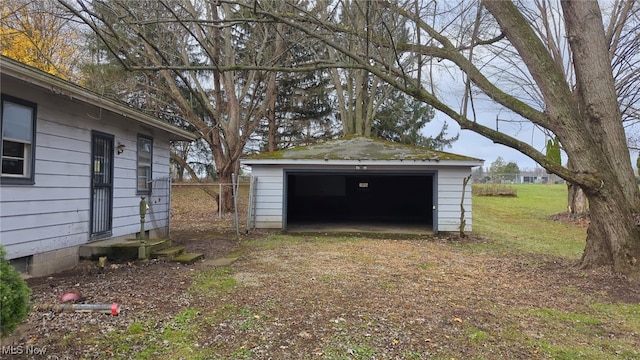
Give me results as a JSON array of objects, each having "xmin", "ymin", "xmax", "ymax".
[{"xmin": 9, "ymin": 185, "xmax": 640, "ymax": 359}]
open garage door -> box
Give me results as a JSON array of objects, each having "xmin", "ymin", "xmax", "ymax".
[{"xmin": 285, "ymin": 171, "xmax": 434, "ymax": 233}]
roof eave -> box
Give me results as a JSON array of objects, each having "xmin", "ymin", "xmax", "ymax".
[
  {"xmin": 1, "ymin": 57, "xmax": 196, "ymax": 141},
  {"xmin": 241, "ymin": 158, "xmax": 485, "ymax": 167}
]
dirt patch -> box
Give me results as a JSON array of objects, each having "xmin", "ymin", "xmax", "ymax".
[
  {"xmin": 549, "ymin": 211, "xmax": 590, "ymax": 227},
  {"xmin": 550, "ymin": 211, "xmax": 640, "ymax": 228}
]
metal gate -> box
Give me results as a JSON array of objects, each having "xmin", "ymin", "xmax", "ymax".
[{"xmin": 90, "ymin": 131, "xmax": 114, "ymax": 238}]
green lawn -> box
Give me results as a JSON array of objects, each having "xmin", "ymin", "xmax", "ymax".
[{"xmin": 472, "ymin": 184, "xmax": 586, "ymax": 258}]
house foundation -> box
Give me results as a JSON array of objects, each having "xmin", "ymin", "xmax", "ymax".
[{"xmin": 29, "ymin": 246, "xmax": 79, "ymax": 277}]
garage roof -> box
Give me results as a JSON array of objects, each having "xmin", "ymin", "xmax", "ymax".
[{"xmin": 242, "ymin": 136, "xmax": 484, "ymax": 167}]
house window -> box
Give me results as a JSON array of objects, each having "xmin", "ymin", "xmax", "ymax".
[
  {"xmin": 137, "ymin": 135, "xmax": 152, "ymax": 194},
  {"xmin": 1, "ymin": 95, "xmax": 36, "ymax": 184}
]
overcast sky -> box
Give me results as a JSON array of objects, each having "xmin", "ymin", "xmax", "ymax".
[
  {"xmin": 429, "ymin": 108, "xmax": 544, "ymax": 170},
  {"xmin": 418, "ymin": 70, "xmax": 639, "ymax": 172},
  {"xmin": 425, "ymin": 109, "xmax": 640, "ymax": 172}
]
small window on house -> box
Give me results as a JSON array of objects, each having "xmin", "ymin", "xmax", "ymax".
[
  {"xmin": 1, "ymin": 95, "xmax": 37, "ymax": 184},
  {"xmin": 137, "ymin": 135, "xmax": 152, "ymax": 194}
]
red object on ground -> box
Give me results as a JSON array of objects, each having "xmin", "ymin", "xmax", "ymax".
[{"xmin": 59, "ymin": 289, "xmax": 83, "ymax": 303}]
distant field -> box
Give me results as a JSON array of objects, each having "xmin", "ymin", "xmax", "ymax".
[{"xmin": 472, "ymin": 184, "xmax": 587, "ymax": 258}]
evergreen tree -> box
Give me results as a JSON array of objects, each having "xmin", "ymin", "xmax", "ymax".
[
  {"xmin": 546, "ymin": 137, "xmax": 561, "ymax": 165},
  {"xmin": 252, "ymin": 41, "xmax": 338, "ymax": 151},
  {"xmin": 372, "ymin": 92, "xmax": 458, "ymax": 149}
]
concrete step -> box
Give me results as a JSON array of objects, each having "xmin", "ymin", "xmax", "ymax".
[
  {"xmin": 171, "ymin": 253, "xmax": 204, "ymax": 264},
  {"xmin": 151, "ymin": 246, "xmax": 185, "ymax": 259},
  {"xmin": 80, "ymin": 239, "xmax": 172, "ymax": 260}
]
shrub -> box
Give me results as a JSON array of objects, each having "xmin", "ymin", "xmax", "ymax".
[
  {"xmin": 472, "ymin": 184, "xmax": 518, "ymax": 197},
  {"xmin": 0, "ymin": 246, "xmax": 31, "ymax": 337}
]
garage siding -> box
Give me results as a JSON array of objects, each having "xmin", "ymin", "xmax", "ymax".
[
  {"xmin": 437, "ymin": 167, "xmax": 473, "ymax": 232},
  {"xmin": 250, "ymin": 166, "xmax": 284, "ymax": 228},
  {"xmin": 248, "ymin": 164, "xmax": 475, "ymax": 233}
]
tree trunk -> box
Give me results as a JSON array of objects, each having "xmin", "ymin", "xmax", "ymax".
[
  {"xmin": 559, "ymin": 1, "xmax": 640, "ymax": 276},
  {"xmin": 567, "ymin": 183, "xmax": 588, "ymax": 214},
  {"xmin": 266, "ymin": 91, "xmax": 277, "ymax": 152},
  {"xmin": 484, "ymin": 0, "xmax": 640, "ymax": 276},
  {"xmin": 581, "ymin": 186, "xmax": 640, "ymax": 276},
  {"xmin": 264, "ymin": 22, "xmax": 283, "ymax": 152},
  {"xmin": 217, "ymin": 161, "xmax": 239, "ymax": 213},
  {"xmin": 566, "ymin": 157, "xmax": 588, "ymax": 214}
]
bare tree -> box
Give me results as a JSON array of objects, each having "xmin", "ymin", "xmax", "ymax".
[
  {"xmin": 247, "ymin": 0, "xmax": 640, "ymax": 276},
  {"xmin": 60, "ymin": 0, "xmax": 285, "ymax": 212},
  {"xmin": 60, "ymin": 0, "xmax": 640, "ymax": 276},
  {"xmin": 314, "ymin": 0, "xmax": 412, "ymax": 136},
  {"xmin": 501, "ymin": 0, "xmax": 640, "ymax": 216}
]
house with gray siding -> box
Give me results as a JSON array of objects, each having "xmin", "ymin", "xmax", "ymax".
[
  {"xmin": 0, "ymin": 57, "xmax": 195, "ymax": 276},
  {"xmin": 241, "ymin": 136, "xmax": 484, "ymax": 234}
]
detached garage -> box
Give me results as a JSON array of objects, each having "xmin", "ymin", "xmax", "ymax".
[{"xmin": 241, "ymin": 136, "xmax": 483, "ymax": 234}]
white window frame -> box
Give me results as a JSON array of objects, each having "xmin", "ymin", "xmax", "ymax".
[
  {"xmin": 137, "ymin": 134, "xmax": 152, "ymax": 194},
  {"xmin": 1, "ymin": 95, "xmax": 36, "ymax": 184}
]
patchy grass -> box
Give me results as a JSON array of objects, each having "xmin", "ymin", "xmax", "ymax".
[
  {"xmin": 192, "ymin": 237, "xmax": 639, "ymax": 359},
  {"xmin": 94, "ymin": 308, "xmax": 214, "ymax": 360},
  {"xmin": 190, "ymin": 267, "xmax": 237, "ymax": 295},
  {"xmin": 19, "ymin": 184, "xmax": 640, "ymax": 359}
]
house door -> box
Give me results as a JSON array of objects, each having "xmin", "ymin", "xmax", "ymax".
[{"xmin": 91, "ymin": 131, "xmax": 114, "ymax": 238}]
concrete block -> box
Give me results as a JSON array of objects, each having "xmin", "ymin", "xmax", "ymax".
[{"xmin": 30, "ymin": 247, "xmax": 79, "ymax": 277}]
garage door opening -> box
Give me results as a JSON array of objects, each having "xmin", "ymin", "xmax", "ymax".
[{"xmin": 285, "ymin": 172, "xmax": 434, "ymax": 233}]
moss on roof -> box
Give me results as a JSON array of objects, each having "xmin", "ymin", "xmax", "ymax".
[{"xmin": 245, "ymin": 136, "xmax": 482, "ymax": 161}]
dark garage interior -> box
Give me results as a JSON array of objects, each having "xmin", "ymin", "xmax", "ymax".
[{"xmin": 286, "ymin": 172, "xmax": 434, "ymax": 230}]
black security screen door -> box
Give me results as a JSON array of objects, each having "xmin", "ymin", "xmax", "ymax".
[{"xmin": 91, "ymin": 131, "xmax": 114, "ymax": 238}]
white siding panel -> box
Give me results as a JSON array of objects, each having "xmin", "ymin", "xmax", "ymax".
[
  {"xmin": 1, "ymin": 210, "xmax": 89, "ymax": 232},
  {"xmin": 250, "ymin": 166, "xmax": 284, "ymax": 228},
  {"xmin": 438, "ymin": 222, "xmax": 472, "ymax": 232},
  {"xmin": 36, "ymin": 146, "xmax": 89, "ymax": 164},
  {"xmin": 257, "ymin": 182, "xmax": 283, "ymax": 192},
  {"xmin": 254, "ymin": 220, "xmax": 282, "ymax": 229},
  {"xmin": 2, "ymin": 222, "xmax": 88, "ymax": 253},
  {"xmin": 35, "ymin": 174, "xmax": 89, "ymax": 188},
  {"xmin": 37, "ymin": 117, "xmax": 90, "ymax": 139},
  {"xmin": 438, "ymin": 184, "xmax": 469, "ymax": 193},
  {"xmin": 255, "ymin": 201, "xmax": 282, "ymax": 209},
  {"xmin": 254, "ymin": 208, "xmax": 282, "ymax": 216},
  {"xmin": 36, "ymin": 160, "xmax": 88, "ymax": 177},
  {"xmin": 439, "ymin": 190, "xmax": 468, "ymax": 198},
  {"xmin": 0, "ymin": 199, "xmax": 88, "ymax": 217},
  {"xmin": 437, "ymin": 203, "xmax": 471, "ymax": 213},
  {"xmin": 38, "ymin": 132, "xmax": 88, "ymax": 152},
  {"xmin": 254, "ymin": 189, "xmax": 281, "ymax": 197},
  {"xmin": 5, "ymin": 233, "xmax": 87, "ymax": 259},
  {"xmin": 437, "ymin": 167, "xmax": 473, "ymax": 232},
  {"xmin": 1, "ymin": 187, "xmax": 89, "ymax": 201}
]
